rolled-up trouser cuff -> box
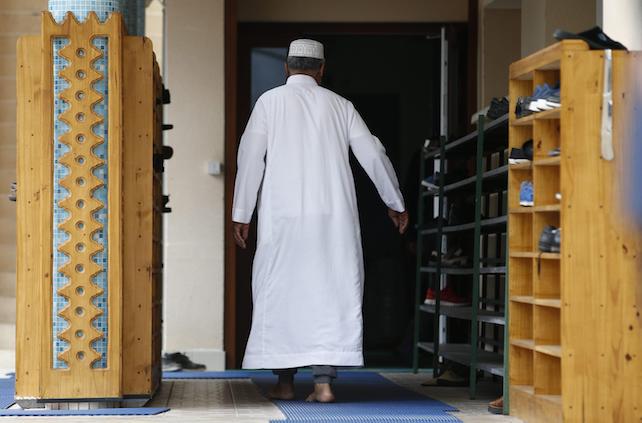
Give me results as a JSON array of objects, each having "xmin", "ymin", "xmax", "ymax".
[
  {"xmin": 312, "ymin": 365, "xmax": 337, "ymax": 384},
  {"xmin": 273, "ymin": 366, "xmax": 337, "ymax": 384}
]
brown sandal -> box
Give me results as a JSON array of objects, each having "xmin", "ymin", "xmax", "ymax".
[{"xmin": 488, "ymin": 396, "xmax": 503, "ymax": 415}]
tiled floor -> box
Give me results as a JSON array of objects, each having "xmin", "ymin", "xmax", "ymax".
[{"xmin": 0, "ymin": 371, "xmax": 522, "ymax": 423}]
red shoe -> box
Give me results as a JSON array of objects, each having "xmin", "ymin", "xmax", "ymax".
[
  {"xmin": 439, "ymin": 286, "xmax": 470, "ymax": 307},
  {"xmin": 424, "ymin": 288, "xmax": 436, "ymax": 305}
]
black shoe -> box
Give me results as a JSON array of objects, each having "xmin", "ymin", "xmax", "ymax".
[
  {"xmin": 509, "ymin": 148, "xmax": 529, "ymax": 164},
  {"xmin": 554, "ymin": 26, "xmax": 627, "ymax": 50},
  {"xmin": 539, "ymin": 226, "xmax": 561, "ymax": 253},
  {"xmin": 162, "ymin": 87, "xmax": 171, "ymax": 105},
  {"xmin": 164, "ymin": 352, "xmax": 206, "ymax": 371},
  {"xmin": 153, "ymin": 146, "xmax": 175, "ymax": 173},
  {"xmin": 162, "ymin": 356, "xmax": 182, "ymax": 372},
  {"xmin": 515, "ymin": 97, "xmax": 534, "ymax": 119},
  {"xmin": 8, "ymin": 182, "xmax": 16, "ymax": 202},
  {"xmin": 487, "ymin": 97, "xmax": 509, "ymax": 119},
  {"xmin": 509, "ymin": 139, "xmax": 533, "ymax": 164},
  {"xmin": 162, "ymin": 195, "xmax": 172, "ymax": 213}
]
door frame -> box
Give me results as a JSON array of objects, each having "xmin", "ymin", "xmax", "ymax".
[{"xmin": 224, "ymin": 18, "xmax": 477, "ymax": 369}]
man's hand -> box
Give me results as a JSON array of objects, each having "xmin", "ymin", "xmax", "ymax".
[
  {"xmin": 388, "ymin": 208, "xmax": 409, "ymax": 234},
  {"xmin": 233, "ymin": 222, "xmax": 250, "ymax": 249}
]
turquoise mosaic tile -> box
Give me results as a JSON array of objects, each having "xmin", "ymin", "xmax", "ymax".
[
  {"xmin": 49, "ymin": 0, "xmax": 123, "ymax": 369},
  {"xmin": 49, "ymin": 0, "xmax": 124, "ymax": 22},
  {"xmin": 125, "ymin": 0, "xmax": 145, "ymax": 35}
]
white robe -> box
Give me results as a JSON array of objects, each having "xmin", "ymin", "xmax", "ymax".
[{"xmin": 233, "ymin": 74, "xmax": 405, "ymax": 369}]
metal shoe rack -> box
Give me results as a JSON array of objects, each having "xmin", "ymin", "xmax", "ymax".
[{"xmin": 412, "ymin": 114, "xmax": 509, "ymax": 399}]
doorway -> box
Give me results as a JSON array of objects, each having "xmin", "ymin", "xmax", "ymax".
[{"xmin": 227, "ymin": 22, "xmax": 473, "ymax": 368}]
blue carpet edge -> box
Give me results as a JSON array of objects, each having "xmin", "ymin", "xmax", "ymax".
[{"xmin": 0, "ymin": 407, "xmax": 170, "ymax": 416}]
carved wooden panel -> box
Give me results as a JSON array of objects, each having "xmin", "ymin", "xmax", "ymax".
[{"xmin": 39, "ymin": 10, "xmax": 123, "ymax": 399}]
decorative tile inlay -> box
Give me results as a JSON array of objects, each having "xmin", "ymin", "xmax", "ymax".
[{"xmin": 49, "ymin": 1, "xmax": 123, "ymax": 369}]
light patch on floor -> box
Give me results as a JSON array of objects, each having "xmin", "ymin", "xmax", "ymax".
[
  {"xmin": 0, "ymin": 379, "xmax": 284, "ymax": 423},
  {"xmin": 383, "ymin": 372, "xmax": 522, "ymax": 423},
  {"xmin": 148, "ymin": 379, "xmax": 285, "ymax": 420}
]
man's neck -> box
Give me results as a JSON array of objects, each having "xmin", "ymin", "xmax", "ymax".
[{"xmin": 288, "ymin": 71, "xmax": 320, "ymax": 83}]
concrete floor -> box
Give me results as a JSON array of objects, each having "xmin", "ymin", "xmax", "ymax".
[{"xmin": 0, "ymin": 371, "xmax": 523, "ymax": 423}]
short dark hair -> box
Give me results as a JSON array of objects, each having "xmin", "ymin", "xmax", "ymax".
[{"xmin": 286, "ymin": 56, "xmax": 324, "ymax": 71}]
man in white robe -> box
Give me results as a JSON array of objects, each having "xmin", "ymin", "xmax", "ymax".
[{"xmin": 232, "ymin": 39, "xmax": 408, "ymax": 402}]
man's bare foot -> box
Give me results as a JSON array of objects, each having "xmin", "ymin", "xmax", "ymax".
[
  {"xmin": 305, "ymin": 383, "xmax": 335, "ymax": 403},
  {"xmin": 268, "ymin": 382, "xmax": 295, "ymax": 400}
]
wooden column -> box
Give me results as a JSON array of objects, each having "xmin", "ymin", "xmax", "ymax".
[{"xmin": 16, "ymin": 11, "xmax": 162, "ymax": 403}]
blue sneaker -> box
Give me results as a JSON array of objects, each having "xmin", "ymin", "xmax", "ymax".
[{"xmin": 520, "ymin": 181, "xmax": 534, "ymax": 207}]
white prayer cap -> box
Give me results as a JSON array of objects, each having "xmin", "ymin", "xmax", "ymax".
[{"xmin": 288, "ymin": 39, "xmax": 324, "ymax": 60}]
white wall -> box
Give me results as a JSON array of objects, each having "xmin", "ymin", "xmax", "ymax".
[
  {"xmin": 164, "ymin": 0, "xmax": 226, "ymax": 369},
  {"xmin": 600, "ymin": 0, "xmax": 642, "ymax": 50},
  {"xmin": 479, "ymin": 5, "xmax": 521, "ymax": 105},
  {"xmin": 521, "ymin": 0, "xmax": 596, "ymax": 56},
  {"xmin": 521, "ymin": 0, "xmax": 547, "ymax": 56},
  {"xmin": 145, "ymin": 0, "xmax": 164, "ymax": 73}
]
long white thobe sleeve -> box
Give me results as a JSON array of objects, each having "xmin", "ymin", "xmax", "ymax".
[
  {"xmin": 232, "ymin": 100, "xmax": 268, "ymax": 224},
  {"xmin": 347, "ymin": 103, "xmax": 406, "ymax": 213}
]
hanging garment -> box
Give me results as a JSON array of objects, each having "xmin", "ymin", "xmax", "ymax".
[{"xmin": 233, "ymin": 74, "xmax": 405, "ymax": 369}]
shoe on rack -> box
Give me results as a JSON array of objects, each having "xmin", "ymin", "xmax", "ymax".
[
  {"xmin": 515, "ymin": 96, "xmax": 534, "ymax": 119},
  {"xmin": 421, "ymin": 368, "xmax": 469, "ymax": 387},
  {"xmin": 544, "ymin": 94, "xmax": 561, "ymax": 108},
  {"xmin": 555, "ymin": 192, "xmax": 562, "ymax": 201},
  {"xmin": 439, "ymin": 285, "xmax": 470, "ymax": 307},
  {"xmin": 539, "ymin": 226, "xmax": 561, "ymax": 253},
  {"xmin": 554, "ymin": 26, "xmax": 627, "ymax": 50},
  {"xmin": 519, "ymin": 181, "xmax": 534, "ymax": 207},
  {"xmin": 510, "ymin": 139, "xmax": 533, "ymax": 164},
  {"xmin": 521, "ymin": 139, "xmax": 533, "ymax": 160},
  {"xmin": 548, "ymin": 147, "xmax": 561, "ymax": 157},
  {"xmin": 509, "ymin": 148, "xmax": 530, "ymax": 164},
  {"xmin": 435, "ymin": 369, "xmax": 468, "ymax": 386},
  {"xmin": 447, "ymin": 199, "xmax": 475, "ymax": 225},
  {"xmin": 488, "ymin": 397, "xmax": 504, "ymax": 415},
  {"xmin": 164, "ymin": 352, "xmax": 206, "ymax": 371},
  {"xmin": 486, "ymin": 97, "xmax": 509, "ymax": 120},
  {"xmin": 526, "ymin": 84, "xmax": 549, "ymax": 112},
  {"xmin": 527, "ymin": 83, "xmax": 561, "ymax": 112},
  {"xmin": 424, "ymin": 288, "xmax": 436, "ymax": 305},
  {"xmin": 421, "ymin": 177, "xmax": 440, "ymax": 194},
  {"xmin": 442, "ymin": 247, "xmax": 468, "ymax": 267},
  {"xmin": 162, "ymin": 356, "xmax": 182, "ymax": 372},
  {"xmin": 8, "ymin": 181, "xmax": 16, "ymax": 202}
]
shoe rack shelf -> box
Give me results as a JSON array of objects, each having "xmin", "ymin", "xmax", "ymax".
[
  {"xmin": 507, "ymin": 41, "xmax": 642, "ymax": 422},
  {"xmin": 412, "ymin": 113, "xmax": 509, "ymax": 400}
]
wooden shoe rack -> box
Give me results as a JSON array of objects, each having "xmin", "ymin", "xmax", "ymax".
[{"xmin": 508, "ymin": 41, "xmax": 642, "ymax": 422}]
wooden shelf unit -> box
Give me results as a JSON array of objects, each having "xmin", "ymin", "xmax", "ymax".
[{"xmin": 508, "ymin": 41, "xmax": 642, "ymax": 422}]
